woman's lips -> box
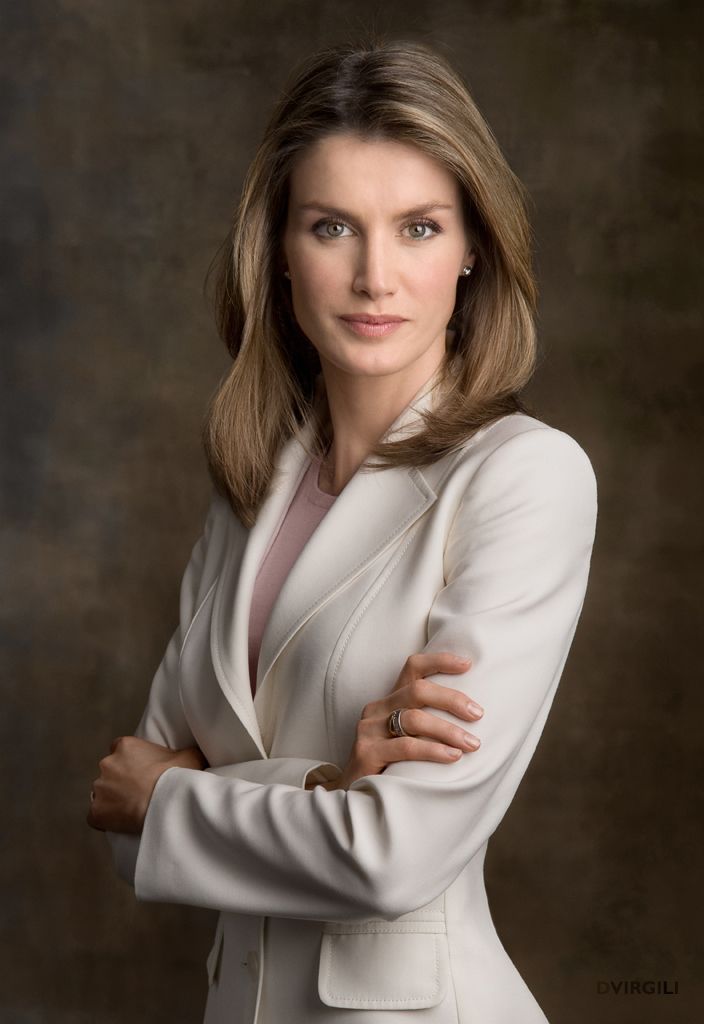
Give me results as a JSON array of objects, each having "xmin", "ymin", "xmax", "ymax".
[{"xmin": 338, "ymin": 316, "xmax": 407, "ymax": 337}]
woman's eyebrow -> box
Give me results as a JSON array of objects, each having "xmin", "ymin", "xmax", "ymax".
[{"xmin": 297, "ymin": 201, "xmax": 454, "ymax": 222}]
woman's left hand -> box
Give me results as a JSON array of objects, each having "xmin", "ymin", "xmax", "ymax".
[{"xmin": 86, "ymin": 736, "xmax": 206, "ymax": 835}]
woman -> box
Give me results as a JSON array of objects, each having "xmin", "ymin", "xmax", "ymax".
[{"xmin": 87, "ymin": 37, "xmax": 597, "ymax": 1024}]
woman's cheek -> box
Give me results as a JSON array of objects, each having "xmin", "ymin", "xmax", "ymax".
[{"xmin": 421, "ymin": 264, "xmax": 462, "ymax": 323}]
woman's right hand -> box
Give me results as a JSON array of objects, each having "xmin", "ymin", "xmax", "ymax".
[{"xmin": 319, "ymin": 652, "xmax": 483, "ymax": 791}]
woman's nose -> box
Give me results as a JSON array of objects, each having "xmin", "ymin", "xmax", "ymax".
[{"xmin": 352, "ymin": 235, "xmax": 397, "ymax": 299}]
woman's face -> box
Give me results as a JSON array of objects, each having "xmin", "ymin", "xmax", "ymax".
[{"xmin": 281, "ymin": 133, "xmax": 474, "ymax": 384}]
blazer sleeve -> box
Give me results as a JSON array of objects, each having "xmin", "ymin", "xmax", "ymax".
[
  {"xmin": 105, "ymin": 492, "xmax": 341, "ymax": 888},
  {"xmin": 131, "ymin": 426, "xmax": 598, "ymax": 922}
]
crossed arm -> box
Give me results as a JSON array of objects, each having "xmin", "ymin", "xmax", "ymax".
[{"xmin": 91, "ymin": 427, "xmax": 597, "ymax": 923}]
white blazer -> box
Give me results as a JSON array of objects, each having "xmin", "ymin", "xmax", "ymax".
[{"xmin": 107, "ymin": 379, "xmax": 598, "ymax": 1024}]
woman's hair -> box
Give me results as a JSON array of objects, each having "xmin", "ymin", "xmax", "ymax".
[{"xmin": 203, "ymin": 34, "xmax": 538, "ymax": 527}]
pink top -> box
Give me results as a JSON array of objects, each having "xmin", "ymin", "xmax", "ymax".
[{"xmin": 248, "ymin": 455, "xmax": 337, "ymax": 695}]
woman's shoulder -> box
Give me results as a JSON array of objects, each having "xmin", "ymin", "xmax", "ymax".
[
  {"xmin": 440, "ymin": 411, "xmax": 598, "ymax": 504},
  {"xmin": 468, "ymin": 411, "xmax": 594, "ymax": 464},
  {"xmin": 429, "ymin": 412, "xmax": 598, "ymax": 556}
]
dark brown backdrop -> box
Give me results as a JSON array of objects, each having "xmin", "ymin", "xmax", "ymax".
[{"xmin": 2, "ymin": 1, "xmax": 702, "ymax": 1021}]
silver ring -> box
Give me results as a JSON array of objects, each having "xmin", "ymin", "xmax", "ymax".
[{"xmin": 387, "ymin": 708, "xmax": 408, "ymax": 738}]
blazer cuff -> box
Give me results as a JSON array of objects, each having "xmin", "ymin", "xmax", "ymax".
[
  {"xmin": 205, "ymin": 757, "xmax": 342, "ymax": 789},
  {"xmin": 106, "ymin": 760, "xmax": 341, "ymax": 893}
]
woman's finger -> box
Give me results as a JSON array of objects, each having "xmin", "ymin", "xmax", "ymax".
[
  {"xmin": 392, "ymin": 651, "xmax": 472, "ymax": 691},
  {"xmin": 392, "ymin": 707, "xmax": 481, "ymax": 751},
  {"xmin": 381, "ymin": 735, "xmax": 468, "ymax": 765},
  {"xmin": 379, "ymin": 677, "xmax": 482, "ymax": 725},
  {"xmin": 109, "ymin": 736, "xmax": 124, "ymax": 754},
  {"xmin": 405, "ymin": 675, "xmax": 483, "ymax": 715}
]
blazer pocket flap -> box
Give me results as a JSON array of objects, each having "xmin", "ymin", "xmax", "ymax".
[{"xmin": 318, "ymin": 928, "xmax": 449, "ymax": 1010}]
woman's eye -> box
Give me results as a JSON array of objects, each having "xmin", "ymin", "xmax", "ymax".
[
  {"xmin": 312, "ymin": 218, "xmax": 442, "ymax": 240},
  {"xmin": 405, "ymin": 220, "xmax": 441, "ymax": 240},
  {"xmin": 313, "ymin": 220, "xmax": 352, "ymax": 238}
]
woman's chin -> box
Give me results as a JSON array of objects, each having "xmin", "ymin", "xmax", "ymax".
[{"xmin": 323, "ymin": 355, "xmax": 413, "ymax": 382}]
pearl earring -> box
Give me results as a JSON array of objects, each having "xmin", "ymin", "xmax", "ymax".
[
  {"xmin": 461, "ymin": 265, "xmax": 473, "ymax": 277},
  {"xmin": 284, "ymin": 270, "xmax": 291, "ymax": 279}
]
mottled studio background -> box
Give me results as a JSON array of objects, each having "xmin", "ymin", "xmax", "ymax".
[{"xmin": 2, "ymin": 1, "xmax": 702, "ymax": 1021}]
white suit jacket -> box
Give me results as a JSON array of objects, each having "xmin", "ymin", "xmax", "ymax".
[{"xmin": 107, "ymin": 380, "xmax": 598, "ymax": 1024}]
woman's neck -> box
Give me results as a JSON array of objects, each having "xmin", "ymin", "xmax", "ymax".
[{"xmin": 316, "ymin": 350, "xmax": 448, "ymax": 496}]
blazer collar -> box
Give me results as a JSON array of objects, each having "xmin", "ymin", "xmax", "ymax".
[{"xmin": 210, "ymin": 369, "xmax": 449, "ymax": 756}]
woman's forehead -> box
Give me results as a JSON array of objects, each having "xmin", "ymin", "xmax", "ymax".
[{"xmin": 288, "ymin": 134, "xmax": 462, "ymax": 208}]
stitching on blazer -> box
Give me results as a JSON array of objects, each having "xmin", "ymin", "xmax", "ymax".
[
  {"xmin": 443, "ymin": 885, "xmax": 462, "ymax": 1022},
  {"xmin": 284, "ymin": 476, "xmax": 431, "ymax": 648},
  {"xmin": 179, "ymin": 576, "xmax": 220, "ymax": 664},
  {"xmin": 323, "ymin": 920, "xmax": 446, "ymax": 934},
  {"xmin": 329, "ymin": 525, "xmax": 420, "ymax": 668}
]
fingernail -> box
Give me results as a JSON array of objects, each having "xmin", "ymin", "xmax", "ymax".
[
  {"xmin": 462, "ymin": 733, "xmax": 480, "ymax": 749},
  {"xmin": 467, "ymin": 700, "xmax": 483, "ymax": 716}
]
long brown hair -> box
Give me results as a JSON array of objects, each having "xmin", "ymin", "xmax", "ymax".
[{"xmin": 203, "ymin": 35, "xmax": 538, "ymax": 527}]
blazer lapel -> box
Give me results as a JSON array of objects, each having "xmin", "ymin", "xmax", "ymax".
[
  {"xmin": 209, "ymin": 431, "xmax": 312, "ymax": 757},
  {"xmin": 256, "ymin": 453, "xmax": 436, "ymax": 695},
  {"xmin": 210, "ymin": 372, "xmax": 445, "ymax": 756}
]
